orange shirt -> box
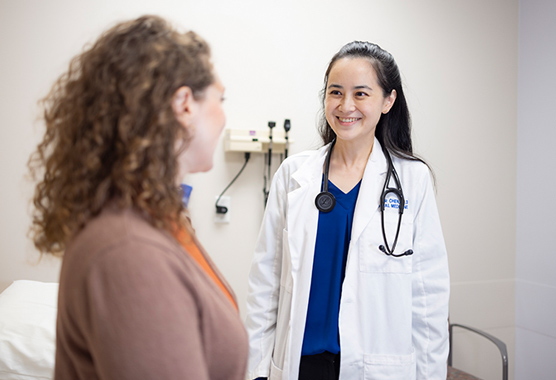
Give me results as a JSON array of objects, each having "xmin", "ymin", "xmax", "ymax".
[{"xmin": 176, "ymin": 226, "xmax": 237, "ymax": 310}]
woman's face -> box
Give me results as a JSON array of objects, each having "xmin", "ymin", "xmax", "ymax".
[
  {"xmin": 176, "ymin": 74, "xmax": 226, "ymax": 179},
  {"xmin": 324, "ymin": 57, "xmax": 395, "ymax": 144}
]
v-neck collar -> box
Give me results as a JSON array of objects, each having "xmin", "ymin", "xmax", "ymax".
[{"xmin": 328, "ymin": 178, "xmax": 362, "ymax": 196}]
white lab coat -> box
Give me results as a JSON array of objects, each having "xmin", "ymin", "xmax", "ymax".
[{"xmin": 245, "ymin": 139, "xmax": 450, "ymax": 380}]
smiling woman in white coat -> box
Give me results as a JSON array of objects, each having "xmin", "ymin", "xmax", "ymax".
[{"xmin": 245, "ymin": 41, "xmax": 450, "ymax": 380}]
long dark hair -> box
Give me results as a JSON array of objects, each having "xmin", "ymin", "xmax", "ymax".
[{"xmin": 318, "ymin": 41, "xmax": 427, "ymax": 166}]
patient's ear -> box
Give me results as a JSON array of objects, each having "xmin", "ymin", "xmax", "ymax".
[{"xmin": 172, "ymin": 86, "xmax": 197, "ymax": 128}]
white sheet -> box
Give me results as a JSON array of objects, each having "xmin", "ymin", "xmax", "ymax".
[{"xmin": 0, "ymin": 280, "xmax": 58, "ymax": 380}]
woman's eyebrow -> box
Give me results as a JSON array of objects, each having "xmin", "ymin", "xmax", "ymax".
[{"xmin": 327, "ymin": 84, "xmax": 373, "ymax": 91}]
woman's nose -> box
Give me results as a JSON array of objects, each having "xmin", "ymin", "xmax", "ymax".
[{"xmin": 339, "ymin": 96, "xmax": 355, "ymax": 112}]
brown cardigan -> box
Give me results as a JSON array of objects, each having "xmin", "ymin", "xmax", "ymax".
[{"xmin": 54, "ymin": 206, "xmax": 248, "ymax": 380}]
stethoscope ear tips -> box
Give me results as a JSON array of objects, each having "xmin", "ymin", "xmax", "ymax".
[
  {"xmin": 379, "ymin": 245, "xmax": 414, "ymax": 257},
  {"xmin": 315, "ymin": 191, "xmax": 336, "ymax": 213}
]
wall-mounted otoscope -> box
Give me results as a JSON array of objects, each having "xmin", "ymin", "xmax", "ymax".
[
  {"xmin": 268, "ymin": 121, "xmax": 276, "ymax": 176},
  {"xmin": 283, "ymin": 119, "xmax": 291, "ymax": 159},
  {"xmin": 264, "ymin": 121, "xmax": 276, "ymax": 206}
]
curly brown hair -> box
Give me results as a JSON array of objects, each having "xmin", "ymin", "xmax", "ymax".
[{"xmin": 28, "ymin": 15, "xmax": 214, "ymax": 256}]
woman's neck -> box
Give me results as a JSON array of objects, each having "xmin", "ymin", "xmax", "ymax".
[
  {"xmin": 327, "ymin": 137, "xmax": 374, "ymax": 193},
  {"xmin": 332, "ymin": 137, "xmax": 374, "ymax": 168}
]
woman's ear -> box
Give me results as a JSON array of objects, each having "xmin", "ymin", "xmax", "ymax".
[
  {"xmin": 172, "ymin": 86, "xmax": 196, "ymax": 127},
  {"xmin": 382, "ymin": 89, "xmax": 397, "ymax": 114}
]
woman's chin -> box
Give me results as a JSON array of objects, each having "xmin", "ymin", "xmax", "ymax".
[{"xmin": 191, "ymin": 162, "xmax": 214, "ymax": 174}]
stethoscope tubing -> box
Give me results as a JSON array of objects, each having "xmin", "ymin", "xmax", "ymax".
[
  {"xmin": 378, "ymin": 150, "xmax": 413, "ymax": 257},
  {"xmin": 315, "ymin": 139, "xmax": 413, "ymax": 257}
]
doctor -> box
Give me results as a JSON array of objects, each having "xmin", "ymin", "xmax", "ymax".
[{"xmin": 245, "ymin": 41, "xmax": 450, "ymax": 380}]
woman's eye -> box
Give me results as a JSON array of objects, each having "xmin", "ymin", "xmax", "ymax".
[
  {"xmin": 329, "ymin": 90, "xmax": 341, "ymax": 96},
  {"xmin": 355, "ymin": 91, "xmax": 368, "ymax": 97}
]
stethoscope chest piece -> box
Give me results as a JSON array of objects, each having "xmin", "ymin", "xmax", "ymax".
[
  {"xmin": 315, "ymin": 139, "xmax": 337, "ymax": 213},
  {"xmin": 315, "ymin": 191, "xmax": 335, "ymax": 213}
]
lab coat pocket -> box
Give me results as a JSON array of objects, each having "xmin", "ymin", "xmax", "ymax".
[
  {"xmin": 359, "ymin": 210, "xmax": 414, "ymax": 274},
  {"xmin": 364, "ymin": 349, "xmax": 416, "ymax": 380}
]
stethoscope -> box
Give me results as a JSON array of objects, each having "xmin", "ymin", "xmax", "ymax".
[{"xmin": 314, "ymin": 139, "xmax": 414, "ymax": 257}]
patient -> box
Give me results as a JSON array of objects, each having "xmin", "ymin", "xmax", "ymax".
[{"xmin": 28, "ymin": 15, "xmax": 247, "ymax": 380}]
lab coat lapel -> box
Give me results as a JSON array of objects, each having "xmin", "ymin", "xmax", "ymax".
[
  {"xmin": 284, "ymin": 145, "xmax": 329, "ymax": 379},
  {"xmin": 287, "ymin": 145, "xmax": 329, "ymax": 273},
  {"xmin": 351, "ymin": 138, "xmax": 388, "ymax": 245}
]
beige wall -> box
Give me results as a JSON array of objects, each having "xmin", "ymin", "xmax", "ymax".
[{"xmin": 0, "ymin": 0, "xmax": 519, "ymax": 378}]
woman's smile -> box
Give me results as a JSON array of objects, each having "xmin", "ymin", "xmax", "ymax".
[{"xmin": 337, "ymin": 116, "xmax": 361, "ymax": 124}]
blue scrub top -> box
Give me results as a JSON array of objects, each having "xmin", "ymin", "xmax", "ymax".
[{"xmin": 301, "ymin": 179, "xmax": 361, "ymax": 356}]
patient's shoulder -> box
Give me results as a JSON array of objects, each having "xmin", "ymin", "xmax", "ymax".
[{"xmin": 65, "ymin": 206, "xmax": 178, "ymax": 267}]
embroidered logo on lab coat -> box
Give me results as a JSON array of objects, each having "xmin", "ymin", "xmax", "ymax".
[{"xmin": 383, "ymin": 198, "xmax": 408, "ymax": 210}]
